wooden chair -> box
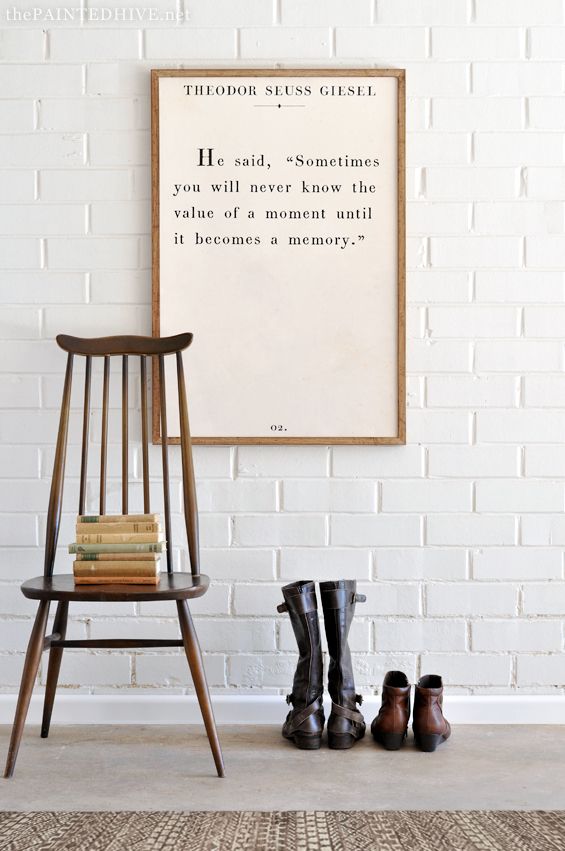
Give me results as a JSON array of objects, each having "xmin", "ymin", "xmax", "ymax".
[{"xmin": 4, "ymin": 333, "xmax": 224, "ymax": 779}]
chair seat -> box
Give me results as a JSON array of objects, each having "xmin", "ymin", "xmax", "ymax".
[{"xmin": 21, "ymin": 572, "xmax": 209, "ymax": 603}]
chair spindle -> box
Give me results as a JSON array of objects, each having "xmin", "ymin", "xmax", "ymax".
[
  {"xmin": 140, "ymin": 355, "xmax": 150, "ymax": 514},
  {"xmin": 78, "ymin": 355, "xmax": 91, "ymax": 516},
  {"xmin": 99, "ymin": 356, "xmax": 110, "ymax": 516},
  {"xmin": 176, "ymin": 351, "xmax": 200, "ymax": 577},
  {"xmin": 122, "ymin": 355, "xmax": 128, "ymax": 515},
  {"xmin": 158, "ymin": 354, "xmax": 173, "ymax": 573},
  {"xmin": 43, "ymin": 354, "xmax": 74, "ymax": 578}
]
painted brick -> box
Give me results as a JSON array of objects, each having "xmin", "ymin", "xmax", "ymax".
[
  {"xmin": 41, "ymin": 98, "xmax": 145, "ymax": 132},
  {"xmin": 404, "ymin": 62, "xmax": 469, "ymax": 98},
  {"xmin": 427, "ymin": 515, "xmax": 517, "ymax": 546},
  {"xmin": 331, "ymin": 515, "xmax": 422, "ymax": 546},
  {"xmin": 522, "ymin": 583, "xmax": 565, "ymax": 616},
  {"xmin": 336, "ymin": 27, "xmax": 427, "ymax": 60},
  {"xmin": 475, "ymin": 342, "xmax": 562, "ymax": 373},
  {"xmin": 427, "ymin": 582, "xmax": 518, "ymax": 616},
  {"xmin": 40, "ymin": 169, "xmax": 132, "ymax": 202},
  {"xmin": 408, "ymin": 340, "xmax": 472, "ymax": 373},
  {"xmin": 47, "ymin": 237, "xmax": 139, "ymax": 270},
  {"xmin": 203, "ymin": 549, "xmax": 276, "ymax": 581},
  {"xmin": 408, "ymin": 202, "xmax": 470, "ymax": 233},
  {"xmin": 529, "ymin": 28, "xmax": 565, "ymax": 59},
  {"xmin": 89, "ymin": 131, "xmax": 149, "ymax": 166},
  {"xmin": 427, "ymin": 376, "xmax": 519, "ymax": 408},
  {"xmin": 422, "ymin": 653, "xmax": 511, "ymax": 686},
  {"xmin": 136, "ymin": 653, "xmax": 226, "ymax": 687},
  {"xmin": 375, "ymin": 619, "xmax": 467, "ymax": 652},
  {"xmin": 428, "ymin": 446, "xmax": 520, "ymax": 478},
  {"xmin": 145, "ymin": 28, "xmax": 236, "ymax": 59},
  {"xmin": 475, "ymin": 133, "xmax": 564, "ymax": 166},
  {"xmin": 475, "ymin": 481, "xmax": 564, "ymax": 513},
  {"xmin": 0, "ymin": 133, "xmax": 85, "ymax": 167},
  {"xmin": 57, "ymin": 652, "xmax": 131, "ymax": 686},
  {"xmin": 527, "ymin": 169, "xmax": 565, "ymax": 201},
  {"xmin": 375, "ymin": 548, "xmax": 467, "ymax": 581},
  {"xmin": 332, "ymin": 446, "xmax": 424, "ymax": 478},
  {"xmin": 358, "ymin": 582, "xmax": 421, "ymax": 616},
  {"xmin": 407, "ymin": 411, "xmax": 472, "ymax": 443},
  {"xmin": 409, "ymin": 134, "xmax": 470, "ymax": 167},
  {"xmin": 474, "ymin": 0, "xmax": 563, "ymax": 25},
  {"xmin": 89, "ymin": 270, "xmax": 150, "ymax": 304},
  {"xmin": 0, "ymin": 64, "xmax": 83, "ymax": 97},
  {"xmin": 240, "ymin": 27, "xmax": 330, "ymax": 59},
  {"xmin": 50, "ymin": 29, "xmax": 140, "ymax": 60},
  {"xmin": 281, "ymin": 0, "xmax": 371, "ymax": 26},
  {"xmin": 432, "ymin": 28, "xmax": 523, "ymax": 60},
  {"xmin": 0, "ymin": 170, "xmax": 35, "ymax": 202},
  {"xmin": 238, "ymin": 446, "xmax": 328, "ymax": 478},
  {"xmin": 425, "ymin": 167, "xmax": 518, "ymax": 201},
  {"xmin": 0, "ymin": 101, "xmax": 34, "ymax": 132},
  {"xmin": 475, "ymin": 270, "xmax": 565, "ymax": 302},
  {"xmin": 477, "ymin": 410, "xmax": 565, "ymax": 442},
  {"xmin": 234, "ymin": 514, "xmax": 327, "ymax": 547},
  {"xmin": 283, "ymin": 479, "xmax": 377, "ymax": 512},
  {"xmin": 529, "ymin": 98, "xmax": 565, "ymax": 130},
  {"xmin": 430, "ymin": 237, "xmax": 521, "ymax": 269},
  {"xmin": 379, "ymin": 0, "xmax": 468, "ymax": 25},
  {"xmin": 382, "ymin": 481, "xmax": 472, "ymax": 513},
  {"xmin": 473, "ymin": 62, "xmax": 563, "ymax": 96},
  {"xmin": 527, "ymin": 237, "xmax": 565, "ymax": 268},
  {"xmin": 410, "ymin": 271, "xmax": 471, "ymax": 303},
  {"xmin": 0, "ymin": 204, "xmax": 86, "ymax": 236},
  {"xmin": 473, "ymin": 620, "xmax": 561, "ymax": 652},
  {"xmin": 429, "ymin": 306, "xmax": 520, "ymax": 338},
  {"xmin": 0, "ymin": 446, "xmax": 39, "ymax": 478},
  {"xmin": 432, "ymin": 97, "xmax": 523, "ymax": 130},
  {"xmin": 279, "ymin": 547, "xmax": 371, "ymax": 581},
  {"xmin": 526, "ymin": 446, "xmax": 565, "ymax": 477},
  {"xmin": 195, "ymin": 480, "xmax": 277, "ymax": 513},
  {"xmin": 517, "ymin": 655, "xmax": 565, "ymax": 686},
  {"xmin": 524, "ymin": 307, "xmax": 565, "ymax": 338},
  {"xmin": 474, "ymin": 202, "xmax": 563, "ymax": 236}
]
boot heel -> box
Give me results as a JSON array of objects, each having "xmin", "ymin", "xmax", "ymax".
[
  {"xmin": 293, "ymin": 733, "xmax": 322, "ymax": 750},
  {"xmin": 415, "ymin": 733, "xmax": 443, "ymax": 752},
  {"xmin": 375, "ymin": 731, "xmax": 406, "ymax": 751},
  {"xmin": 327, "ymin": 732, "xmax": 356, "ymax": 750}
]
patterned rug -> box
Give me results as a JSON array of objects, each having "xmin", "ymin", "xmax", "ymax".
[{"xmin": 1, "ymin": 810, "xmax": 564, "ymax": 850}]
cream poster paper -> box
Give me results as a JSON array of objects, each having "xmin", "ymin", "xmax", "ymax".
[{"xmin": 154, "ymin": 72, "xmax": 404, "ymax": 443}]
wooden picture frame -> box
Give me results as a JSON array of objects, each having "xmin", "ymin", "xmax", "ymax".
[{"xmin": 152, "ymin": 68, "xmax": 406, "ymax": 445}]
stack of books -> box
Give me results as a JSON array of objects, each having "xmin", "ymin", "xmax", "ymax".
[{"xmin": 69, "ymin": 514, "xmax": 165, "ymax": 585}]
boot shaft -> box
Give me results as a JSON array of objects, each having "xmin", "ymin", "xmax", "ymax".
[
  {"xmin": 278, "ymin": 581, "xmax": 323, "ymax": 709},
  {"xmin": 320, "ymin": 580, "xmax": 364, "ymax": 705}
]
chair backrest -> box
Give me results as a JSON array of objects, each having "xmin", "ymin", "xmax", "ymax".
[{"xmin": 44, "ymin": 333, "xmax": 199, "ymax": 579}]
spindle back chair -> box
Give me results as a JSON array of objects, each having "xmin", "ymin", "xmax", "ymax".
[{"xmin": 4, "ymin": 334, "xmax": 224, "ymax": 779}]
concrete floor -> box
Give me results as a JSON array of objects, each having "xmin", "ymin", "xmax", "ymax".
[{"xmin": 0, "ymin": 725, "xmax": 563, "ymax": 811}]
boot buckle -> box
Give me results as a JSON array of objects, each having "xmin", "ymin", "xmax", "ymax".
[
  {"xmin": 354, "ymin": 593, "xmax": 366, "ymax": 603},
  {"xmin": 277, "ymin": 602, "xmax": 288, "ymax": 613},
  {"xmin": 355, "ymin": 694, "xmax": 363, "ymax": 705},
  {"xmin": 286, "ymin": 693, "xmax": 294, "ymax": 705}
]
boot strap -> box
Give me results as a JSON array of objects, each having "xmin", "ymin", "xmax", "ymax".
[
  {"xmin": 331, "ymin": 701, "xmax": 365, "ymax": 725},
  {"xmin": 320, "ymin": 588, "xmax": 366, "ymax": 609},
  {"xmin": 287, "ymin": 695, "xmax": 323, "ymax": 734},
  {"xmin": 276, "ymin": 593, "xmax": 317, "ymax": 615}
]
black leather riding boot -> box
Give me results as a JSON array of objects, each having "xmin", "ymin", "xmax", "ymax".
[
  {"xmin": 320, "ymin": 580, "xmax": 366, "ymax": 749},
  {"xmin": 277, "ymin": 580, "xmax": 325, "ymax": 749}
]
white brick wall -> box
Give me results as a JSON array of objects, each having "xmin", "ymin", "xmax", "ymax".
[{"xmin": 1, "ymin": 1, "xmax": 565, "ymax": 700}]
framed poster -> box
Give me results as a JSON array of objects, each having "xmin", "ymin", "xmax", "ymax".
[{"xmin": 152, "ymin": 69, "xmax": 405, "ymax": 445}]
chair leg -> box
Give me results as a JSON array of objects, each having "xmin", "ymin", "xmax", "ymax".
[
  {"xmin": 177, "ymin": 599, "xmax": 225, "ymax": 778},
  {"xmin": 41, "ymin": 601, "xmax": 68, "ymax": 739},
  {"xmin": 4, "ymin": 600, "xmax": 50, "ymax": 778}
]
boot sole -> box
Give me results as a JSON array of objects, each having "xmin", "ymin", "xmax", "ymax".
[
  {"xmin": 414, "ymin": 733, "xmax": 446, "ymax": 753},
  {"xmin": 372, "ymin": 730, "xmax": 407, "ymax": 751},
  {"xmin": 284, "ymin": 732, "xmax": 322, "ymax": 750}
]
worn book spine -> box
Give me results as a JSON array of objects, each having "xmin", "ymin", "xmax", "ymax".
[
  {"xmin": 69, "ymin": 542, "xmax": 166, "ymax": 554},
  {"xmin": 74, "ymin": 575, "xmax": 160, "ymax": 585},
  {"xmin": 75, "ymin": 532, "xmax": 165, "ymax": 544},
  {"xmin": 76, "ymin": 522, "xmax": 161, "ymax": 534},
  {"xmin": 73, "ymin": 561, "xmax": 159, "ymax": 577},
  {"xmin": 75, "ymin": 552, "xmax": 160, "ymax": 562},
  {"xmin": 78, "ymin": 514, "xmax": 159, "ymax": 524}
]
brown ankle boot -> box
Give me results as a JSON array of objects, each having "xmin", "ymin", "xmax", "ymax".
[
  {"xmin": 277, "ymin": 581, "xmax": 325, "ymax": 750},
  {"xmin": 371, "ymin": 670, "xmax": 411, "ymax": 750},
  {"xmin": 412, "ymin": 674, "xmax": 451, "ymax": 752}
]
